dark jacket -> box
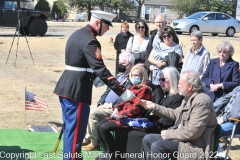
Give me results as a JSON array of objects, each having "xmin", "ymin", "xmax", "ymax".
[
  {"xmin": 114, "ymin": 31, "xmax": 133, "ymax": 54},
  {"xmin": 114, "ymin": 31, "xmax": 133, "ymax": 75},
  {"xmin": 202, "ymin": 57, "xmax": 240, "ymax": 102},
  {"xmin": 155, "ymin": 93, "xmax": 184, "ymax": 130},
  {"xmin": 54, "ymin": 25, "xmax": 125, "ymax": 104}
]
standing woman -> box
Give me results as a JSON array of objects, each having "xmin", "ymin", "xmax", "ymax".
[
  {"xmin": 202, "ymin": 40, "xmax": 240, "ymax": 102},
  {"xmin": 182, "ymin": 31, "xmax": 210, "ymax": 78},
  {"xmin": 114, "ymin": 22, "xmax": 133, "ymax": 75},
  {"xmin": 148, "ymin": 26, "xmax": 183, "ymax": 103},
  {"xmin": 126, "ymin": 18, "xmax": 150, "ymax": 66}
]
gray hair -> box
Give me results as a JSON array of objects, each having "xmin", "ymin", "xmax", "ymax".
[
  {"xmin": 190, "ymin": 31, "xmax": 203, "ymax": 40},
  {"xmin": 155, "ymin": 14, "xmax": 166, "ymax": 22},
  {"xmin": 181, "ymin": 70, "xmax": 204, "ymax": 92},
  {"xmin": 216, "ymin": 40, "xmax": 234, "ymax": 57},
  {"xmin": 119, "ymin": 51, "xmax": 135, "ymax": 65},
  {"xmin": 162, "ymin": 67, "xmax": 180, "ymax": 96}
]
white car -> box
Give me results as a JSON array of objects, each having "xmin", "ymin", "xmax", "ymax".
[{"xmin": 170, "ymin": 11, "xmax": 240, "ymax": 37}]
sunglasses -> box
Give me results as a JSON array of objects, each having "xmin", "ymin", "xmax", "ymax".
[
  {"xmin": 163, "ymin": 34, "xmax": 171, "ymax": 39},
  {"xmin": 159, "ymin": 78, "xmax": 168, "ymax": 81},
  {"xmin": 137, "ymin": 26, "xmax": 145, "ymax": 29}
]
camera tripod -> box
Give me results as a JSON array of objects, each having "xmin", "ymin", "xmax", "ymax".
[{"xmin": 6, "ymin": 9, "xmax": 34, "ymax": 67}]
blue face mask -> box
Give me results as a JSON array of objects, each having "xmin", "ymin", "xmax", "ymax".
[{"xmin": 131, "ymin": 77, "xmax": 141, "ymax": 84}]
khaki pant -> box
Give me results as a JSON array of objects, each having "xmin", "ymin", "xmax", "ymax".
[{"xmin": 85, "ymin": 105, "xmax": 113, "ymax": 143}]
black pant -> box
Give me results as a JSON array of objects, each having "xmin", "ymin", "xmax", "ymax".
[
  {"xmin": 96, "ymin": 119, "xmax": 121, "ymax": 154},
  {"xmin": 141, "ymin": 134, "xmax": 179, "ymax": 160},
  {"xmin": 115, "ymin": 129, "xmax": 148, "ymax": 160},
  {"xmin": 153, "ymin": 85, "xmax": 164, "ymax": 104}
]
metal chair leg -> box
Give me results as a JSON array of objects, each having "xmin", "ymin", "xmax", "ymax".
[{"xmin": 225, "ymin": 122, "xmax": 237, "ymax": 160}]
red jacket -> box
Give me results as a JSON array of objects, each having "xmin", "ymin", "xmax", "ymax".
[{"xmin": 107, "ymin": 80, "xmax": 154, "ymax": 125}]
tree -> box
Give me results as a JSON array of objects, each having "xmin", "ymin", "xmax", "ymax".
[
  {"xmin": 67, "ymin": 0, "xmax": 94, "ymax": 21},
  {"xmin": 52, "ymin": 0, "xmax": 67, "ymax": 13},
  {"xmin": 106, "ymin": 0, "xmax": 136, "ymax": 18},
  {"xmin": 52, "ymin": 0, "xmax": 67, "ymax": 19},
  {"xmin": 135, "ymin": 0, "xmax": 144, "ymax": 19},
  {"xmin": 66, "ymin": 0, "xmax": 137, "ymax": 21},
  {"xmin": 34, "ymin": 0, "xmax": 50, "ymax": 12},
  {"xmin": 231, "ymin": 0, "xmax": 238, "ymax": 18},
  {"xmin": 170, "ymin": 0, "xmax": 235, "ymax": 18}
]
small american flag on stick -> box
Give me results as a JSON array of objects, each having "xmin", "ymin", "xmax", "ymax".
[{"xmin": 25, "ymin": 90, "xmax": 47, "ymax": 111}]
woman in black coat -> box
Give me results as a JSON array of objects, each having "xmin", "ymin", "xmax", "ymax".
[
  {"xmin": 114, "ymin": 67, "xmax": 184, "ymax": 160},
  {"xmin": 114, "ymin": 22, "xmax": 133, "ymax": 76}
]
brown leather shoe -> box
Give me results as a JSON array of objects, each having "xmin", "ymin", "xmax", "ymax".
[
  {"xmin": 82, "ymin": 143, "xmax": 100, "ymax": 151},
  {"xmin": 82, "ymin": 138, "xmax": 91, "ymax": 146}
]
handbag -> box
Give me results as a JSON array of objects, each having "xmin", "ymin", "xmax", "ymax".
[{"xmin": 120, "ymin": 117, "xmax": 154, "ymax": 129}]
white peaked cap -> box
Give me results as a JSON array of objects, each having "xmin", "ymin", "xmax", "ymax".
[{"xmin": 91, "ymin": 10, "xmax": 117, "ymax": 27}]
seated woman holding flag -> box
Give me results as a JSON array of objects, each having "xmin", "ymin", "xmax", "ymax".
[
  {"xmin": 95, "ymin": 64, "xmax": 154, "ymax": 160},
  {"xmin": 114, "ymin": 66, "xmax": 184, "ymax": 160}
]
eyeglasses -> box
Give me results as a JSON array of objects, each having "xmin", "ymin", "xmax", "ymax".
[
  {"xmin": 163, "ymin": 34, "xmax": 171, "ymax": 39},
  {"xmin": 218, "ymin": 50, "xmax": 227, "ymax": 54},
  {"xmin": 155, "ymin": 21, "xmax": 163, "ymax": 24},
  {"xmin": 137, "ymin": 26, "xmax": 145, "ymax": 29},
  {"xmin": 159, "ymin": 78, "xmax": 168, "ymax": 81}
]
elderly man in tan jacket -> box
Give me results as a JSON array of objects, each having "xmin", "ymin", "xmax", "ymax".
[{"xmin": 141, "ymin": 70, "xmax": 217, "ymax": 160}]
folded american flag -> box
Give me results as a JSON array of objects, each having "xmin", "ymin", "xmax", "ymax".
[
  {"xmin": 120, "ymin": 118, "xmax": 154, "ymax": 129},
  {"xmin": 25, "ymin": 90, "xmax": 47, "ymax": 111}
]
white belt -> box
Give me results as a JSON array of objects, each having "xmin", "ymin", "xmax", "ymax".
[{"xmin": 65, "ymin": 65, "xmax": 93, "ymax": 73}]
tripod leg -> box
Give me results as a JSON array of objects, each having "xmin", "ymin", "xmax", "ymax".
[
  {"xmin": 14, "ymin": 19, "xmax": 21, "ymax": 68},
  {"xmin": 21, "ymin": 24, "xmax": 35, "ymax": 65},
  {"xmin": 6, "ymin": 24, "xmax": 18, "ymax": 64}
]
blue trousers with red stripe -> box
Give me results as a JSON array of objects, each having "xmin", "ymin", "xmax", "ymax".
[{"xmin": 59, "ymin": 97, "xmax": 90, "ymax": 160}]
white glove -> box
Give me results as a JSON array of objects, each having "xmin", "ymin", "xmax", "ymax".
[{"xmin": 120, "ymin": 89, "xmax": 135, "ymax": 101}]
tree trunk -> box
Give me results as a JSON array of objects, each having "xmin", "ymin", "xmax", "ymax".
[
  {"xmin": 137, "ymin": 5, "xmax": 141, "ymax": 19},
  {"xmin": 232, "ymin": 0, "xmax": 238, "ymax": 18},
  {"xmin": 87, "ymin": 5, "xmax": 92, "ymax": 21}
]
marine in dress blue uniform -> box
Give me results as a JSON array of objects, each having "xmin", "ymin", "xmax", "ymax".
[{"xmin": 54, "ymin": 10, "xmax": 135, "ymax": 160}]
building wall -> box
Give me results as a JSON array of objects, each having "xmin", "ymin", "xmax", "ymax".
[
  {"xmin": 142, "ymin": 4, "xmax": 178, "ymax": 24},
  {"xmin": 237, "ymin": 0, "xmax": 240, "ymax": 18}
]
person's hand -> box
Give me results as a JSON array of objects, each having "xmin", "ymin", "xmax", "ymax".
[
  {"xmin": 98, "ymin": 103, "xmax": 112, "ymax": 109},
  {"xmin": 110, "ymin": 109, "xmax": 122, "ymax": 120},
  {"xmin": 155, "ymin": 60, "xmax": 166, "ymax": 68},
  {"xmin": 141, "ymin": 100, "xmax": 155, "ymax": 110},
  {"xmin": 120, "ymin": 89, "xmax": 135, "ymax": 101},
  {"xmin": 218, "ymin": 117, "xmax": 224, "ymax": 124},
  {"xmin": 161, "ymin": 130, "xmax": 167, "ymax": 140},
  {"xmin": 210, "ymin": 83, "xmax": 223, "ymax": 92},
  {"xmin": 149, "ymin": 65, "xmax": 154, "ymax": 71},
  {"xmin": 209, "ymin": 84, "xmax": 216, "ymax": 92},
  {"xmin": 112, "ymin": 108, "xmax": 118, "ymax": 114}
]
